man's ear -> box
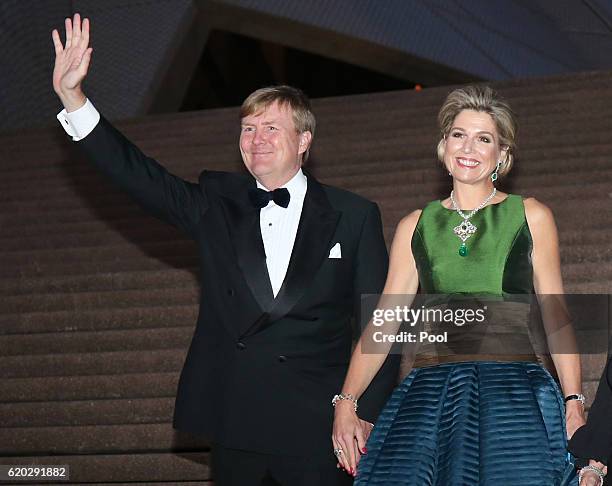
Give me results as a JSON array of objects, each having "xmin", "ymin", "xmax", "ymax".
[{"xmin": 298, "ymin": 131, "xmax": 312, "ymax": 155}]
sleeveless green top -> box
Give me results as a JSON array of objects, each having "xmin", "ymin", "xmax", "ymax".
[{"xmin": 411, "ymin": 194, "xmax": 533, "ymax": 296}]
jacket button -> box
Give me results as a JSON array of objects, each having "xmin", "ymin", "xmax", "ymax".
[
  {"xmin": 236, "ymin": 342, "xmax": 246, "ymax": 350},
  {"xmin": 277, "ymin": 355, "xmax": 287, "ymax": 363},
  {"xmin": 227, "ymin": 289, "xmax": 235, "ymax": 296}
]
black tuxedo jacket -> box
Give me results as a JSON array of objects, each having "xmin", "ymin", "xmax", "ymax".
[
  {"xmin": 568, "ymin": 356, "xmax": 612, "ymax": 466},
  {"xmin": 76, "ymin": 117, "xmax": 399, "ymax": 456}
]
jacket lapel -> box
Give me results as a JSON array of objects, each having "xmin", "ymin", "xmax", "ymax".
[
  {"xmin": 268, "ymin": 175, "xmax": 340, "ymax": 322},
  {"xmin": 221, "ymin": 186, "xmax": 275, "ymax": 315},
  {"xmin": 224, "ymin": 173, "xmax": 340, "ymax": 339}
]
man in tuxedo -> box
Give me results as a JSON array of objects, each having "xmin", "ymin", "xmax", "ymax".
[{"xmin": 52, "ymin": 14, "xmax": 399, "ymax": 486}]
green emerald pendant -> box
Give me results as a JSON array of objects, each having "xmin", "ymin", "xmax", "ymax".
[{"xmin": 459, "ymin": 242, "xmax": 468, "ymax": 257}]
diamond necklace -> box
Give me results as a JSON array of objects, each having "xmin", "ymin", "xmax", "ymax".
[{"xmin": 450, "ymin": 187, "xmax": 497, "ymax": 257}]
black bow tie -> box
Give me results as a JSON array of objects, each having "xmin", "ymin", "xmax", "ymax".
[{"xmin": 248, "ymin": 187, "xmax": 291, "ymax": 209}]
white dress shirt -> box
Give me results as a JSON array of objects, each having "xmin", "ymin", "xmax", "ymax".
[
  {"xmin": 57, "ymin": 99, "xmax": 307, "ymax": 297},
  {"xmin": 56, "ymin": 98, "xmax": 100, "ymax": 141},
  {"xmin": 257, "ymin": 170, "xmax": 307, "ymax": 297}
]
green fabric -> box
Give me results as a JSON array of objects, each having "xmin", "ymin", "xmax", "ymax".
[{"xmin": 411, "ymin": 194, "xmax": 533, "ymax": 296}]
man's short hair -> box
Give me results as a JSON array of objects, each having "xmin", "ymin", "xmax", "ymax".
[{"xmin": 240, "ymin": 85, "xmax": 316, "ymax": 162}]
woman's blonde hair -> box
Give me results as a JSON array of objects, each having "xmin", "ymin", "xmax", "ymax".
[{"xmin": 436, "ymin": 85, "xmax": 517, "ymax": 177}]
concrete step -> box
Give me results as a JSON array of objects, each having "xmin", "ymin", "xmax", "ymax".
[
  {"xmin": 5, "ymin": 122, "xmax": 607, "ymax": 187},
  {"xmin": 0, "ymin": 287, "xmax": 198, "ymax": 315},
  {"xmin": 0, "ymin": 240, "xmax": 198, "ymax": 276},
  {"xmin": 0, "ymin": 423, "xmax": 206, "ymax": 455},
  {"xmin": 0, "ymin": 225, "xmax": 182, "ymax": 254},
  {"xmin": 0, "ymin": 326, "xmax": 193, "ymax": 356},
  {"xmin": 0, "ymin": 193, "xmax": 604, "ymax": 250},
  {"xmin": 0, "ymin": 186, "xmax": 608, "ymax": 257},
  {"xmin": 2, "ymin": 153, "xmax": 612, "ymax": 215},
  {"xmin": 2, "ymin": 173, "xmax": 609, "ymax": 230},
  {"xmin": 0, "ymin": 254, "xmax": 196, "ymax": 280},
  {"xmin": 4, "ymin": 146, "xmax": 611, "ymax": 214},
  {"xmin": 0, "ymin": 349, "xmax": 185, "ymax": 378},
  {"xmin": 0, "ymin": 452, "xmax": 211, "ymax": 484},
  {"xmin": 1, "ymin": 372, "xmax": 179, "ymax": 403},
  {"xmin": 0, "ymin": 397, "xmax": 175, "ymax": 427},
  {"xmin": 0, "ymin": 268, "xmax": 198, "ymax": 297},
  {"xmin": 0, "ymin": 304, "xmax": 197, "ymax": 335},
  {"xmin": 2, "ymin": 138, "xmax": 611, "ymax": 207},
  {"xmin": 3, "ymin": 106, "xmax": 612, "ymax": 175},
  {"xmin": 566, "ymin": 280, "xmax": 612, "ymax": 293},
  {"xmin": 3, "ymin": 105, "xmax": 612, "ymax": 174},
  {"xmin": 0, "ymin": 217, "xmax": 167, "ymax": 238},
  {"xmin": 0, "ymin": 228, "xmax": 608, "ymax": 295},
  {"xmin": 562, "ymin": 261, "xmax": 612, "ymax": 284}
]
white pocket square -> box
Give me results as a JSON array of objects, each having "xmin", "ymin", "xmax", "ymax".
[{"xmin": 329, "ymin": 242, "xmax": 342, "ymax": 259}]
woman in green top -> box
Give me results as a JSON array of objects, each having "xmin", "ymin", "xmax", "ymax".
[{"xmin": 332, "ymin": 86, "xmax": 587, "ymax": 485}]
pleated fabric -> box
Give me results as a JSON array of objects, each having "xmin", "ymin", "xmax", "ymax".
[{"xmin": 356, "ymin": 362, "xmax": 577, "ymax": 486}]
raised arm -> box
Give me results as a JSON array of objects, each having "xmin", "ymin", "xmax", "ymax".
[
  {"xmin": 51, "ymin": 14, "xmax": 206, "ymax": 237},
  {"xmin": 332, "ymin": 209, "xmax": 421, "ymax": 475}
]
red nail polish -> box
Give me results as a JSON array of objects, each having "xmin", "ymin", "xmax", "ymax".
[{"xmin": 362, "ymin": 447, "xmax": 368, "ymax": 454}]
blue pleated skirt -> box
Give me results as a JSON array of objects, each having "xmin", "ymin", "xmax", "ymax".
[{"xmin": 356, "ymin": 362, "xmax": 577, "ymax": 486}]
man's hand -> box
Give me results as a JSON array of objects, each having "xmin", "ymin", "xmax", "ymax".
[
  {"xmin": 579, "ymin": 470, "xmax": 602, "ymax": 486},
  {"xmin": 580, "ymin": 461, "xmax": 607, "ymax": 486},
  {"xmin": 51, "ymin": 13, "xmax": 92, "ymax": 112}
]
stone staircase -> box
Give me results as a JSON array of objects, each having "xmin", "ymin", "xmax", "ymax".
[{"xmin": 1, "ymin": 70, "xmax": 611, "ymax": 484}]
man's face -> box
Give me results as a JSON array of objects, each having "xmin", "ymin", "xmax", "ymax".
[{"xmin": 240, "ymin": 101, "xmax": 311, "ymax": 189}]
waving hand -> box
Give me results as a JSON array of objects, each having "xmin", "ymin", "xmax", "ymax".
[{"xmin": 51, "ymin": 13, "xmax": 91, "ymax": 111}]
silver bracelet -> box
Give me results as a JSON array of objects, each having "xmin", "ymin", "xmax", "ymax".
[
  {"xmin": 579, "ymin": 465, "xmax": 605, "ymax": 486},
  {"xmin": 332, "ymin": 393, "xmax": 358, "ymax": 411}
]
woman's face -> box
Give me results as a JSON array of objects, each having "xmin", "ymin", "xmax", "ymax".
[{"xmin": 442, "ymin": 109, "xmax": 506, "ymax": 185}]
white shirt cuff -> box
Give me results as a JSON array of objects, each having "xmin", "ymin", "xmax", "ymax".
[{"xmin": 56, "ymin": 98, "xmax": 101, "ymax": 141}]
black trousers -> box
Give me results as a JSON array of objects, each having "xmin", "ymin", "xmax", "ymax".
[{"xmin": 212, "ymin": 444, "xmax": 354, "ymax": 486}]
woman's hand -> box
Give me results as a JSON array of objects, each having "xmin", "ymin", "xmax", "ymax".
[
  {"xmin": 565, "ymin": 400, "xmax": 586, "ymax": 439},
  {"xmin": 332, "ymin": 401, "xmax": 373, "ymax": 476}
]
